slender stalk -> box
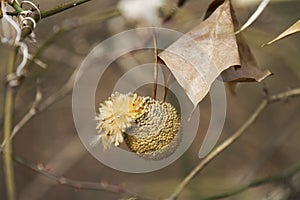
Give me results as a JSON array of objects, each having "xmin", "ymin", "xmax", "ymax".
[
  {"xmin": 1, "ymin": 1, "xmax": 114, "ymax": 199},
  {"xmin": 166, "ymin": 87, "xmax": 300, "ymax": 200},
  {"xmin": 202, "ymin": 161, "xmax": 300, "ymax": 200},
  {"xmin": 152, "ymin": 31, "xmax": 158, "ymax": 100},
  {"xmin": 41, "ymin": 0, "xmax": 92, "ymax": 19},
  {"xmin": 14, "ymin": 155, "xmax": 154, "ymax": 200},
  {"xmin": 166, "ymin": 100, "xmax": 268, "ymax": 200},
  {"xmin": 21, "ymin": 0, "xmax": 93, "ymax": 40},
  {"xmin": 3, "ymin": 48, "xmax": 18, "ymax": 200},
  {"xmin": 0, "ymin": 7, "xmax": 119, "ymax": 153},
  {"xmin": 11, "ymin": 0, "xmax": 23, "ymax": 13}
]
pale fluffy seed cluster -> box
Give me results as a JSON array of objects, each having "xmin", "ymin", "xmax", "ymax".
[
  {"xmin": 94, "ymin": 92, "xmax": 181, "ymax": 159},
  {"xmin": 94, "ymin": 92, "xmax": 148, "ymax": 149}
]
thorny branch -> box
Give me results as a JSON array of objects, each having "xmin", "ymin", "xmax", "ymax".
[{"xmin": 166, "ymin": 87, "xmax": 300, "ymax": 200}]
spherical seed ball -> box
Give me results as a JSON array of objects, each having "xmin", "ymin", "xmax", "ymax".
[
  {"xmin": 124, "ymin": 98, "xmax": 181, "ymax": 160},
  {"xmin": 95, "ymin": 92, "xmax": 181, "ymax": 160}
]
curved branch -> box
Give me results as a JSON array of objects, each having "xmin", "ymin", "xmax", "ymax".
[
  {"xmin": 0, "ymin": 7, "xmax": 119, "ymax": 153},
  {"xmin": 41, "ymin": 0, "xmax": 92, "ymax": 19},
  {"xmin": 14, "ymin": 155, "xmax": 154, "ymax": 200},
  {"xmin": 20, "ymin": 0, "xmax": 93, "ymax": 40},
  {"xmin": 166, "ymin": 88, "xmax": 300, "ymax": 200},
  {"xmin": 202, "ymin": 161, "xmax": 300, "ymax": 200}
]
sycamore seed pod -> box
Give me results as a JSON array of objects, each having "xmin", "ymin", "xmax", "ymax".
[{"xmin": 94, "ymin": 92, "xmax": 181, "ymax": 159}]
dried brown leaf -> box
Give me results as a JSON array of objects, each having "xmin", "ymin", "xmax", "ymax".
[
  {"xmin": 263, "ymin": 19, "xmax": 300, "ymax": 46},
  {"xmin": 159, "ymin": 0, "xmax": 271, "ymax": 106},
  {"xmin": 221, "ymin": 33, "xmax": 272, "ymax": 82},
  {"xmin": 159, "ymin": 0, "xmax": 239, "ymax": 106},
  {"xmin": 221, "ymin": 3, "xmax": 271, "ymax": 82}
]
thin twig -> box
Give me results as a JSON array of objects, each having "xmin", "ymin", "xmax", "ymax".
[
  {"xmin": 38, "ymin": 69, "xmax": 77, "ymax": 111},
  {"xmin": 41, "ymin": 0, "xmax": 92, "ymax": 19},
  {"xmin": 23, "ymin": 7, "xmax": 119, "ymax": 75},
  {"xmin": 152, "ymin": 30, "xmax": 158, "ymax": 100},
  {"xmin": 0, "ymin": 84, "xmax": 42, "ymax": 151},
  {"xmin": 25, "ymin": 29, "xmax": 67, "ymax": 69},
  {"xmin": 13, "ymin": 156, "xmax": 128, "ymax": 193},
  {"xmin": 3, "ymin": 47, "xmax": 18, "ymax": 200},
  {"xmin": 0, "ymin": 8, "xmax": 119, "ymax": 153},
  {"xmin": 0, "ymin": 69, "xmax": 76, "ymax": 153},
  {"xmin": 10, "ymin": 0, "xmax": 23, "ymax": 13},
  {"xmin": 166, "ymin": 100, "xmax": 268, "ymax": 200},
  {"xmin": 0, "ymin": 22, "xmax": 74, "ymax": 153},
  {"xmin": 166, "ymin": 88, "xmax": 300, "ymax": 200},
  {"xmin": 20, "ymin": 0, "xmax": 93, "ymax": 40},
  {"xmin": 30, "ymin": 7, "xmax": 118, "ymax": 66},
  {"xmin": 268, "ymin": 88, "xmax": 300, "ymax": 102},
  {"xmin": 14, "ymin": 155, "xmax": 153, "ymax": 200},
  {"xmin": 240, "ymin": 108, "xmax": 299, "ymax": 183},
  {"xmin": 202, "ymin": 161, "xmax": 300, "ymax": 200}
]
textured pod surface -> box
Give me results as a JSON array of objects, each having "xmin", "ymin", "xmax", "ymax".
[
  {"xmin": 124, "ymin": 98, "xmax": 181, "ymax": 159},
  {"xmin": 95, "ymin": 92, "xmax": 181, "ymax": 159}
]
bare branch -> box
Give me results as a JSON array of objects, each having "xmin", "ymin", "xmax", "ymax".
[
  {"xmin": 268, "ymin": 88, "xmax": 300, "ymax": 103},
  {"xmin": 0, "ymin": 82, "xmax": 42, "ymax": 151},
  {"xmin": 201, "ymin": 161, "xmax": 300, "ymax": 200},
  {"xmin": 41, "ymin": 0, "xmax": 92, "ymax": 19},
  {"xmin": 166, "ymin": 87, "xmax": 300, "ymax": 200},
  {"xmin": 152, "ymin": 31, "xmax": 158, "ymax": 99},
  {"xmin": 0, "ymin": 69, "xmax": 76, "ymax": 153},
  {"xmin": 20, "ymin": 0, "xmax": 93, "ymax": 40},
  {"xmin": 39, "ymin": 69, "xmax": 77, "ymax": 111},
  {"xmin": 14, "ymin": 155, "xmax": 154, "ymax": 200},
  {"xmin": 10, "ymin": 0, "xmax": 23, "ymax": 13},
  {"xmin": 0, "ymin": 7, "xmax": 119, "ymax": 153},
  {"xmin": 22, "ymin": 7, "xmax": 119, "ymax": 78},
  {"xmin": 3, "ymin": 44, "xmax": 19, "ymax": 200}
]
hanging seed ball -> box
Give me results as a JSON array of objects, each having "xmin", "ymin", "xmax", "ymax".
[
  {"xmin": 124, "ymin": 97, "xmax": 181, "ymax": 159},
  {"xmin": 95, "ymin": 92, "xmax": 181, "ymax": 160}
]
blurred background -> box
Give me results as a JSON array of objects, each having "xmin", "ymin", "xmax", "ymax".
[{"xmin": 0, "ymin": 0, "xmax": 300, "ymax": 199}]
